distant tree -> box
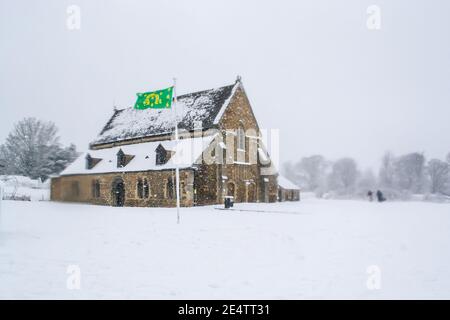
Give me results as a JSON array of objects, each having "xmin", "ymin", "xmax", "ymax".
[
  {"xmin": 328, "ymin": 158, "xmax": 359, "ymax": 194},
  {"xmin": 427, "ymin": 159, "xmax": 450, "ymax": 194},
  {"xmin": 0, "ymin": 145, "xmax": 7, "ymax": 174},
  {"xmin": 282, "ymin": 161, "xmax": 303, "ymax": 188},
  {"xmin": 447, "ymin": 152, "xmax": 450, "ymax": 164},
  {"xmin": 379, "ymin": 151, "xmax": 395, "ymax": 188},
  {"xmin": 393, "ymin": 152, "xmax": 426, "ymax": 193},
  {"xmin": 0, "ymin": 117, "xmax": 78, "ymax": 180},
  {"xmin": 295, "ymin": 155, "xmax": 328, "ymax": 191}
]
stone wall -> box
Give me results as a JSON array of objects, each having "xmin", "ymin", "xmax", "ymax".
[
  {"xmin": 51, "ymin": 169, "xmax": 195, "ymax": 207},
  {"xmin": 278, "ymin": 188, "xmax": 300, "ymax": 202}
]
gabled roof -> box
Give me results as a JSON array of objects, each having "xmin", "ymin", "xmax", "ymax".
[
  {"xmin": 60, "ymin": 135, "xmax": 215, "ymax": 176},
  {"xmin": 91, "ymin": 81, "xmax": 240, "ymax": 146},
  {"xmin": 278, "ymin": 175, "xmax": 300, "ymax": 190}
]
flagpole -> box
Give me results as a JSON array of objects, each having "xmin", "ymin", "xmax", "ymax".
[{"xmin": 173, "ymin": 78, "xmax": 181, "ymax": 224}]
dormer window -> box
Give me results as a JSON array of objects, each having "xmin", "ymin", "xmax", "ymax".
[
  {"xmin": 117, "ymin": 149, "xmax": 126, "ymax": 168},
  {"xmin": 86, "ymin": 154, "xmax": 93, "ymax": 169},
  {"xmin": 86, "ymin": 153, "xmax": 101, "ymax": 169},
  {"xmin": 156, "ymin": 144, "xmax": 171, "ymax": 165},
  {"xmin": 116, "ymin": 149, "xmax": 134, "ymax": 168}
]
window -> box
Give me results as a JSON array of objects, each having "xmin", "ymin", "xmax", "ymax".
[
  {"xmin": 166, "ymin": 177, "xmax": 174, "ymax": 199},
  {"xmin": 143, "ymin": 178, "xmax": 149, "ymax": 198},
  {"xmin": 71, "ymin": 181, "xmax": 80, "ymax": 197},
  {"xmin": 92, "ymin": 180, "xmax": 100, "ymax": 198},
  {"xmin": 137, "ymin": 178, "xmax": 143, "ymax": 199},
  {"xmin": 181, "ymin": 181, "xmax": 186, "ymax": 200},
  {"xmin": 155, "ymin": 144, "xmax": 168, "ymax": 165},
  {"xmin": 117, "ymin": 149, "xmax": 126, "ymax": 168},
  {"xmin": 86, "ymin": 154, "xmax": 93, "ymax": 169},
  {"xmin": 237, "ymin": 125, "xmax": 245, "ymax": 150},
  {"xmin": 86, "ymin": 154, "xmax": 101, "ymax": 169}
]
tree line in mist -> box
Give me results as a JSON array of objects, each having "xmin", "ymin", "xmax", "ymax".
[
  {"xmin": 0, "ymin": 118, "xmax": 79, "ymax": 181},
  {"xmin": 283, "ymin": 152, "xmax": 450, "ymax": 200}
]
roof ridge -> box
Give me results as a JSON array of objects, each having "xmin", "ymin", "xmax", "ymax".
[
  {"xmin": 113, "ymin": 83, "xmax": 236, "ymax": 111},
  {"xmin": 90, "ymin": 81, "xmax": 238, "ymax": 146},
  {"xmin": 177, "ymin": 83, "xmax": 235, "ymax": 99}
]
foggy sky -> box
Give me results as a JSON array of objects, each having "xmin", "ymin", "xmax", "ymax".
[{"xmin": 1, "ymin": 0, "xmax": 449, "ymax": 171}]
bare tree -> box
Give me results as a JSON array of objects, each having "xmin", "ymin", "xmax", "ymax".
[
  {"xmin": 393, "ymin": 152, "xmax": 426, "ymax": 193},
  {"xmin": 328, "ymin": 158, "xmax": 359, "ymax": 194},
  {"xmin": 295, "ymin": 155, "xmax": 328, "ymax": 191},
  {"xmin": 0, "ymin": 117, "xmax": 78, "ymax": 180},
  {"xmin": 427, "ymin": 159, "xmax": 450, "ymax": 194}
]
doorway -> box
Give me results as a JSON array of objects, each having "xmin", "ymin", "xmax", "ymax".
[
  {"xmin": 247, "ymin": 183, "xmax": 256, "ymax": 202},
  {"xmin": 112, "ymin": 178, "xmax": 125, "ymax": 207}
]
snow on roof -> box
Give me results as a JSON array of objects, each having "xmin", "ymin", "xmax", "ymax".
[
  {"xmin": 60, "ymin": 135, "xmax": 215, "ymax": 176},
  {"xmin": 278, "ymin": 175, "xmax": 300, "ymax": 190},
  {"xmin": 258, "ymin": 147, "xmax": 269, "ymax": 163},
  {"xmin": 91, "ymin": 82, "xmax": 239, "ymax": 146},
  {"xmin": 258, "ymin": 143, "xmax": 278, "ymax": 176}
]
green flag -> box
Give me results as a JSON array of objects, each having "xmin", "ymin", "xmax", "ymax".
[{"xmin": 134, "ymin": 86, "xmax": 173, "ymax": 110}]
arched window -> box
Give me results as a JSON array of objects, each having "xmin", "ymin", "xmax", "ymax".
[
  {"xmin": 237, "ymin": 125, "xmax": 245, "ymax": 150},
  {"xmin": 143, "ymin": 178, "xmax": 149, "ymax": 198},
  {"xmin": 167, "ymin": 177, "xmax": 174, "ymax": 199},
  {"xmin": 137, "ymin": 178, "xmax": 143, "ymax": 199}
]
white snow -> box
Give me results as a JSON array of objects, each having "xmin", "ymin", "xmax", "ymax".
[
  {"xmin": 278, "ymin": 175, "xmax": 300, "ymax": 190},
  {"xmin": 212, "ymin": 81, "xmax": 240, "ymax": 124},
  {"xmin": 0, "ymin": 175, "xmax": 50, "ymax": 201},
  {"xmin": 61, "ymin": 135, "xmax": 215, "ymax": 176},
  {"xmin": 92, "ymin": 84, "xmax": 236, "ymax": 145},
  {"xmin": 1, "ymin": 199, "xmax": 450, "ymax": 299}
]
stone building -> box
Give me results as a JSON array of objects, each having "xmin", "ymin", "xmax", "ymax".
[
  {"xmin": 277, "ymin": 175, "xmax": 301, "ymax": 201},
  {"xmin": 51, "ymin": 78, "xmax": 279, "ymax": 207}
]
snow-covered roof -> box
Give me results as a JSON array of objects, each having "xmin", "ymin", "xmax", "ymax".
[
  {"xmin": 91, "ymin": 82, "xmax": 240, "ymax": 146},
  {"xmin": 60, "ymin": 135, "xmax": 215, "ymax": 176},
  {"xmin": 278, "ymin": 175, "xmax": 300, "ymax": 190},
  {"xmin": 258, "ymin": 143, "xmax": 278, "ymax": 176}
]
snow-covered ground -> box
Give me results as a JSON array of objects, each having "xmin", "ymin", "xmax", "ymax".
[
  {"xmin": 1, "ymin": 198, "xmax": 450, "ymax": 299},
  {"xmin": 0, "ymin": 175, "xmax": 50, "ymax": 201}
]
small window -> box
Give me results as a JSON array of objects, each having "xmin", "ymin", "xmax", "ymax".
[
  {"xmin": 117, "ymin": 149, "xmax": 126, "ymax": 168},
  {"xmin": 237, "ymin": 125, "xmax": 245, "ymax": 150},
  {"xmin": 143, "ymin": 179, "xmax": 149, "ymax": 198},
  {"xmin": 86, "ymin": 154, "xmax": 93, "ymax": 169},
  {"xmin": 181, "ymin": 181, "xmax": 187, "ymax": 200},
  {"xmin": 92, "ymin": 180, "xmax": 100, "ymax": 198},
  {"xmin": 166, "ymin": 177, "xmax": 174, "ymax": 199},
  {"xmin": 137, "ymin": 178, "xmax": 143, "ymax": 199},
  {"xmin": 155, "ymin": 144, "xmax": 169, "ymax": 165}
]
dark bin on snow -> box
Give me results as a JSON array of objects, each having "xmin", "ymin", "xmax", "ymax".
[{"xmin": 224, "ymin": 196, "xmax": 234, "ymax": 209}]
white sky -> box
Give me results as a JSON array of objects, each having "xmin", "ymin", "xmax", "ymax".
[{"xmin": 1, "ymin": 0, "xmax": 449, "ymax": 170}]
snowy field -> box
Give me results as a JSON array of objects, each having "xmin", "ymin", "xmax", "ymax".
[{"xmin": 1, "ymin": 198, "xmax": 450, "ymax": 299}]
